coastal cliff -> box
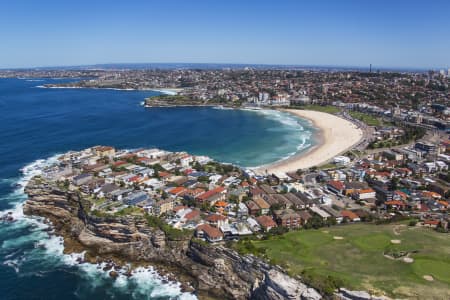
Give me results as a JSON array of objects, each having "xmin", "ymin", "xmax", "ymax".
[{"xmin": 23, "ymin": 177, "xmax": 322, "ymax": 300}]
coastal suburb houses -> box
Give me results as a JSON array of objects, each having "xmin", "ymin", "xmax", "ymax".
[{"xmin": 39, "ymin": 143, "xmax": 450, "ymax": 244}]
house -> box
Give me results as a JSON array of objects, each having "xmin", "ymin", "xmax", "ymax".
[
  {"xmin": 259, "ymin": 184, "xmax": 277, "ymax": 194},
  {"xmin": 249, "ymin": 186, "xmax": 265, "ymax": 197},
  {"xmin": 422, "ymin": 219, "xmax": 440, "ymax": 228},
  {"xmin": 196, "ymin": 186, "xmax": 226, "ymax": 205},
  {"xmin": 184, "ymin": 209, "xmax": 201, "ymax": 223},
  {"xmin": 123, "ymin": 191, "xmax": 150, "ymax": 206},
  {"xmin": 97, "ymin": 183, "xmax": 120, "ymax": 198},
  {"xmin": 384, "ymin": 200, "xmax": 407, "ymax": 211},
  {"xmin": 246, "ymin": 200, "xmax": 260, "ymax": 215},
  {"xmin": 195, "ymin": 224, "xmax": 223, "ymax": 242},
  {"xmin": 228, "ymin": 187, "xmax": 248, "ymax": 202},
  {"xmin": 256, "ymin": 216, "xmax": 277, "ymax": 232},
  {"xmin": 214, "ymin": 201, "xmax": 228, "ymax": 214},
  {"xmin": 205, "ymin": 214, "xmax": 228, "ymax": 228},
  {"xmin": 327, "ymin": 180, "xmax": 345, "ymax": 194},
  {"xmin": 179, "ymin": 154, "xmax": 193, "ymax": 167},
  {"xmin": 373, "ymin": 185, "xmax": 394, "ymax": 203},
  {"xmin": 353, "ymin": 188, "xmax": 376, "ymax": 200},
  {"xmin": 298, "ymin": 210, "xmax": 313, "ymax": 225},
  {"xmin": 109, "ymin": 188, "xmax": 133, "ymax": 201},
  {"xmin": 429, "ymin": 181, "xmax": 450, "ymax": 197},
  {"xmin": 94, "ymin": 146, "xmax": 116, "ymax": 158},
  {"xmin": 309, "ymin": 206, "xmax": 331, "ymax": 220},
  {"xmin": 295, "ymin": 192, "xmax": 316, "ymax": 208},
  {"xmin": 382, "ymin": 150, "xmax": 403, "ymax": 161},
  {"xmin": 73, "ymin": 173, "xmax": 93, "ymax": 186},
  {"xmin": 153, "ymin": 199, "xmax": 174, "ymax": 216},
  {"xmin": 343, "ymin": 181, "xmax": 369, "ymax": 196},
  {"xmin": 321, "ymin": 206, "xmax": 343, "ymax": 223},
  {"xmin": 237, "ymin": 202, "xmax": 249, "ymax": 218},
  {"xmin": 284, "ymin": 193, "xmax": 305, "ymax": 209},
  {"xmin": 246, "ymin": 217, "xmax": 261, "ymax": 232},
  {"xmin": 253, "ymin": 196, "xmax": 271, "ymax": 215},
  {"xmin": 273, "ymin": 209, "xmax": 301, "ymax": 229},
  {"xmin": 267, "ymin": 194, "xmax": 292, "ymax": 208},
  {"xmin": 341, "ymin": 210, "xmax": 361, "ymax": 222},
  {"xmin": 168, "ymin": 186, "xmax": 187, "ymax": 196}
]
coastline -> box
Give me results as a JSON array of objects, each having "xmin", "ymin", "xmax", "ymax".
[
  {"xmin": 254, "ymin": 109, "xmax": 363, "ymax": 176},
  {"xmin": 20, "ymin": 175, "xmax": 322, "ymax": 300},
  {"xmin": 36, "ymin": 85, "xmax": 183, "ymax": 95}
]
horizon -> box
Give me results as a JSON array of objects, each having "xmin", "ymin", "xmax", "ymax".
[
  {"xmin": 0, "ymin": 61, "xmax": 442, "ymax": 72},
  {"xmin": 1, "ymin": 0, "xmax": 449, "ymax": 69}
]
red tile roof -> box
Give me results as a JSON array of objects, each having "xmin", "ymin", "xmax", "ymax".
[
  {"xmin": 169, "ymin": 186, "xmax": 186, "ymax": 195},
  {"xmin": 328, "ymin": 180, "xmax": 345, "ymax": 190},
  {"xmin": 185, "ymin": 210, "xmax": 201, "ymax": 220},
  {"xmin": 385, "ymin": 200, "xmax": 406, "ymax": 206},
  {"xmin": 215, "ymin": 201, "xmax": 228, "ymax": 207},
  {"xmin": 196, "ymin": 224, "xmax": 223, "ymax": 239},
  {"xmin": 205, "ymin": 214, "xmax": 227, "ymax": 223},
  {"xmin": 424, "ymin": 219, "xmax": 440, "ymax": 226},
  {"xmin": 158, "ymin": 171, "xmax": 171, "ymax": 178},
  {"xmin": 394, "ymin": 190, "xmax": 408, "ymax": 200},
  {"xmin": 341, "ymin": 210, "xmax": 359, "ymax": 220},
  {"xmin": 256, "ymin": 216, "xmax": 277, "ymax": 228},
  {"xmin": 359, "ymin": 188, "xmax": 375, "ymax": 194},
  {"xmin": 196, "ymin": 186, "xmax": 225, "ymax": 201},
  {"xmin": 173, "ymin": 205, "xmax": 187, "ymax": 213},
  {"xmin": 113, "ymin": 161, "xmax": 127, "ymax": 167}
]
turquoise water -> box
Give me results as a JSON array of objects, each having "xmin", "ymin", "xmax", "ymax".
[{"xmin": 0, "ymin": 78, "xmax": 315, "ymax": 299}]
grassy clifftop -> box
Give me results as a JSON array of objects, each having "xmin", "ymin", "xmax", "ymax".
[{"xmin": 233, "ymin": 223, "xmax": 450, "ymax": 298}]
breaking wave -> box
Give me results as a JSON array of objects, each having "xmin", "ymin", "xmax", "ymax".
[{"xmin": 240, "ymin": 108, "xmax": 315, "ymax": 168}]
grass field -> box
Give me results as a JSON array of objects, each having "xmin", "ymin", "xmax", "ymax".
[
  {"xmin": 234, "ymin": 223, "xmax": 450, "ymax": 299},
  {"xmin": 349, "ymin": 111, "xmax": 382, "ymax": 126}
]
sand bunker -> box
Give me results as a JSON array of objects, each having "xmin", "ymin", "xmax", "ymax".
[
  {"xmin": 322, "ymin": 230, "xmax": 329, "ymax": 234},
  {"xmin": 391, "ymin": 239, "xmax": 401, "ymax": 244},
  {"xmin": 333, "ymin": 236, "xmax": 344, "ymax": 240},
  {"xmin": 423, "ymin": 275, "xmax": 434, "ymax": 281},
  {"xmin": 403, "ymin": 257, "xmax": 414, "ymax": 263}
]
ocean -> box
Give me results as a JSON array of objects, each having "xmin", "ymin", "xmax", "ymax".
[{"xmin": 0, "ymin": 78, "xmax": 315, "ymax": 299}]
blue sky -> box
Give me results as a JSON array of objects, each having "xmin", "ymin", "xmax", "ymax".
[{"xmin": 0, "ymin": 0, "xmax": 449, "ymax": 69}]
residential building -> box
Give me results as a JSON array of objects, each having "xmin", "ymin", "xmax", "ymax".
[
  {"xmin": 256, "ymin": 215, "xmax": 277, "ymax": 231},
  {"xmin": 273, "ymin": 209, "xmax": 301, "ymax": 229}
]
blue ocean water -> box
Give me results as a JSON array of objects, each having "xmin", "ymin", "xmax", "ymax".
[{"xmin": 0, "ymin": 78, "xmax": 315, "ymax": 299}]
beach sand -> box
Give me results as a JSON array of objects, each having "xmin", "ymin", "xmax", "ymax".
[{"xmin": 255, "ymin": 109, "xmax": 363, "ymax": 176}]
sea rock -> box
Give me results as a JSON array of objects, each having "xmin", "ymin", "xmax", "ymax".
[
  {"xmin": 336, "ymin": 288, "xmax": 384, "ymax": 300},
  {"xmin": 109, "ymin": 270, "xmax": 119, "ymax": 279},
  {"xmin": 252, "ymin": 269, "xmax": 321, "ymax": 300}
]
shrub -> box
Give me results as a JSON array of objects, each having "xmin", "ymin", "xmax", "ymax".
[{"xmin": 408, "ymin": 219, "xmax": 417, "ymax": 227}]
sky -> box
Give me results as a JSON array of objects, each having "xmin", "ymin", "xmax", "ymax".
[{"xmin": 0, "ymin": 0, "xmax": 449, "ymax": 69}]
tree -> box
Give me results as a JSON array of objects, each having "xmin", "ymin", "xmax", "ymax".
[
  {"xmin": 390, "ymin": 177, "xmax": 399, "ymax": 191},
  {"xmin": 228, "ymin": 194, "xmax": 239, "ymax": 203},
  {"xmin": 198, "ymin": 176, "xmax": 210, "ymax": 183},
  {"xmin": 310, "ymin": 215, "xmax": 325, "ymax": 229}
]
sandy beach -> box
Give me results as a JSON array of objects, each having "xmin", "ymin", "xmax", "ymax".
[{"xmin": 255, "ymin": 109, "xmax": 363, "ymax": 176}]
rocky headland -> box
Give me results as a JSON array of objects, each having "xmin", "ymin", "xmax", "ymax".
[{"xmin": 23, "ymin": 177, "xmax": 322, "ymax": 300}]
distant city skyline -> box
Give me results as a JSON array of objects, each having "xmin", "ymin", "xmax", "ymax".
[{"xmin": 1, "ymin": 0, "xmax": 449, "ymax": 69}]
